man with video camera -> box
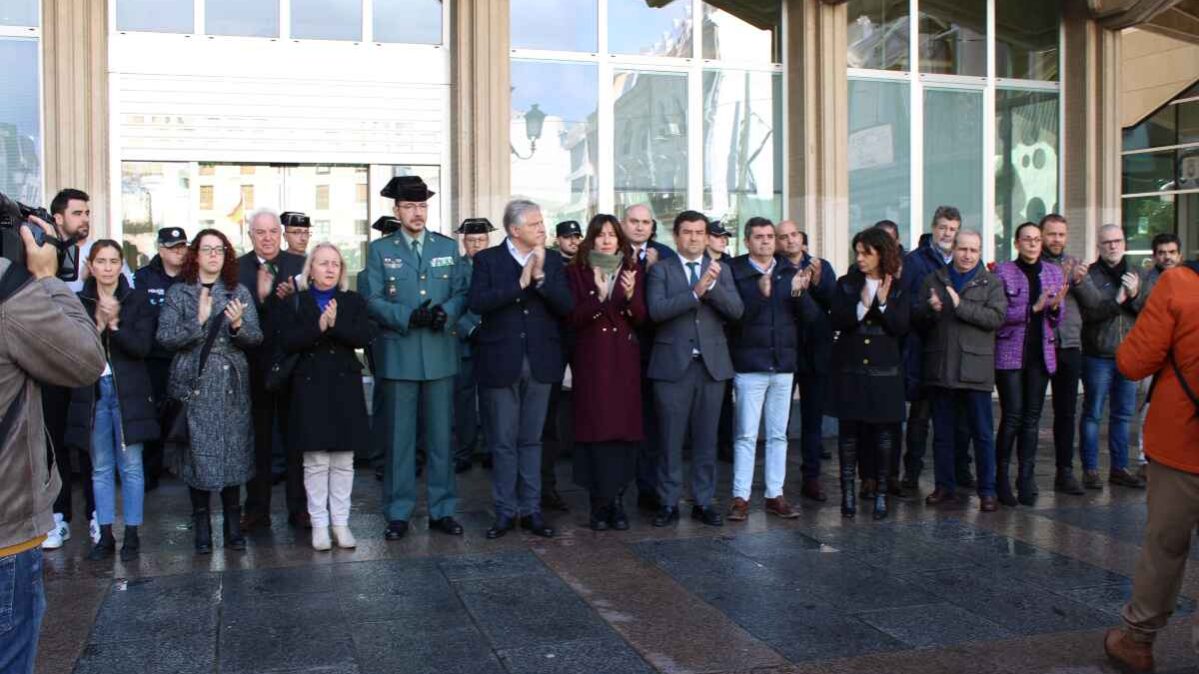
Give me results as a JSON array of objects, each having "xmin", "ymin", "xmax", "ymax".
[{"xmin": 0, "ymin": 208, "xmax": 106, "ymax": 674}]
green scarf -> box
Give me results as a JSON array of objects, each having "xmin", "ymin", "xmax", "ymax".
[{"xmin": 589, "ymin": 250, "xmax": 624, "ymax": 277}]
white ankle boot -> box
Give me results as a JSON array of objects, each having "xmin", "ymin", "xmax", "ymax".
[
  {"xmin": 331, "ymin": 525, "xmax": 356, "ymax": 549},
  {"xmin": 312, "ymin": 526, "xmax": 331, "ymax": 551}
]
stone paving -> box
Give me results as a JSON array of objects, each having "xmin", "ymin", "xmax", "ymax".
[{"xmin": 37, "ymin": 438, "xmax": 1199, "ymax": 674}]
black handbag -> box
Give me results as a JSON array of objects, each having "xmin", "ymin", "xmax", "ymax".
[{"xmin": 161, "ymin": 313, "xmax": 225, "ymax": 444}]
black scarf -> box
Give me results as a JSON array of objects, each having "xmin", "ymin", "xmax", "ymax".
[
  {"xmin": 1016, "ymin": 257, "xmax": 1045, "ymax": 369},
  {"xmin": 1098, "ymin": 257, "xmax": 1128, "ymax": 285}
]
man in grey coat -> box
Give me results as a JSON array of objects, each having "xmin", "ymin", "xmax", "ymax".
[
  {"xmin": 1041, "ymin": 214, "xmax": 1087, "ymax": 494},
  {"xmin": 646, "ymin": 211, "xmax": 744, "ymax": 527}
]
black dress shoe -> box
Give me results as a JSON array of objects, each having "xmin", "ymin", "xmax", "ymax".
[
  {"xmin": 384, "ymin": 520, "xmax": 409, "ymax": 541},
  {"xmin": 520, "ymin": 514, "xmax": 555, "ymax": 538},
  {"xmin": 486, "ymin": 515, "xmax": 515, "ymax": 539},
  {"xmin": 637, "ymin": 492, "xmax": 660, "ymax": 512},
  {"xmin": 608, "ymin": 498, "xmax": 629, "ymax": 531},
  {"xmin": 430, "ymin": 516, "xmax": 464, "ymax": 535},
  {"xmin": 454, "ymin": 458, "xmax": 472, "ymax": 474},
  {"xmin": 652, "ymin": 506, "xmax": 679, "ymax": 527},
  {"xmin": 690, "ymin": 505, "xmax": 724, "ymax": 527}
]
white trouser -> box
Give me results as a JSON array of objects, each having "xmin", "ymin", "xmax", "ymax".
[
  {"xmin": 732, "ymin": 372, "xmax": 794, "ymax": 500},
  {"xmin": 303, "ymin": 451, "xmax": 355, "ymax": 527}
]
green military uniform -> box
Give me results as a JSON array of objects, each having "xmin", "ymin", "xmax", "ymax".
[{"xmin": 365, "ymin": 223, "xmax": 468, "ymax": 524}]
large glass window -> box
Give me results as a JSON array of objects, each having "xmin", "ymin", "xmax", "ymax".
[
  {"xmin": 995, "ymin": 0, "xmax": 1059, "ymax": 81},
  {"xmin": 917, "ymin": 0, "xmax": 986, "ymax": 77},
  {"xmin": 702, "ymin": 2, "xmax": 781, "ymax": 63},
  {"xmin": 614, "ymin": 70, "xmax": 689, "ymax": 242},
  {"xmin": 1121, "ymin": 89, "xmax": 1199, "ymax": 255},
  {"xmin": 205, "ymin": 0, "xmax": 278, "ymax": 38},
  {"xmin": 923, "ymin": 88, "xmax": 983, "ymax": 231},
  {"xmin": 702, "ymin": 70, "xmax": 783, "ymax": 233},
  {"xmin": 995, "ymin": 89, "xmax": 1058, "ymax": 261},
  {"xmin": 848, "ymin": 79, "xmax": 911, "ymax": 240},
  {"xmin": 847, "ymin": 0, "xmax": 910, "ymax": 71},
  {"xmin": 608, "ymin": 0, "xmax": 692, "ymax": 57},
  {"xmin": 291, "ymin": 0, "xmax": 361, "ymax": 41},
  {"xmin": 510, "ymin": 61, "xmax": 599, "ymax": 226},
  {"xmin": 511, "ymin": 0, "xmax": 597, "ymax": 52},
  {"xmin": 0, "ymin": 0, "xmax": 38, "ymax": 26},
  {"xmin": 0, "ymin": 38, "xmax": 41, "ymax": 205},
  {"xmin": 374, "ymin": 0, "xmax": 442, "ymax": 44},
  {"xmin": 117, "ymin": 0, "xmax": 194, "ymax": 33}
]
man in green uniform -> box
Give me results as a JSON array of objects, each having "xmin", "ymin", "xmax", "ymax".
[{"xmin": 364, "ymin": 176, "xmax": 468, "ymax": 540}]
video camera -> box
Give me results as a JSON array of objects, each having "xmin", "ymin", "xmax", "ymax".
[{"xmin": 0, "ymin": 192, "xmax": 79, "ymax": 282}]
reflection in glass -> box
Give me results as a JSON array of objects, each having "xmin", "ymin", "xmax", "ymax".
[
  {"xmin": 847, "ymin": 0, "xmax": 909, "ymax": 71},
  {"xmin": 0, "ymin": 0, "xmax": 37, "ymax": 26},
  {"xmin": 0, "ymin": 38, "xmax": 41, "ymax": 205},
  {"xmin": 511, "ymin": 0, "xmax": 596, "ymax": 52},
  {"xmin": 291, "ymin": 0, "xmax": 361, "ymax": 41},
  {"xmin": 609, "ymin": 0, "xmax": 692, "ymax": 57},
  {"xmin": 995, "ymin": 89, "xmax": 1058, "ymax": 261},
  {"xmin": 510, "ymin": 61, "xmax": 599, "ymax": 228},
  {"xmin": 918, "ymin": 0, "xmax": 985, "ymax": 76},
  {"xmin": 117, "ymin": 0, "xmax": 194, "ymax": 33},
  {"xmin": 1123, "ymin": 151, "xmax": 1177, "ymax": 194},
  {"xmin": 614, "ymin": 70, "xmax": 688, "ymax": 247},
  {"xmin": 702, "ymin": 70, "xmax": 782, "ymax": 237},
  {"xmin": 924, "ymin": 88, "xmax": 983, "ymax": 233},
  {"xmin": 1184, "ymin": 193, "xmax": 1198, "ymax": 258},
  {"xmin": 206, "ymin": 0, "xmax": 278, "ymax": 38},
  {"xmin": 996, "ymin": 1, "xmax": 1059, "ymax": 81},
  {"xmin": 702, "ymin": 2, "xmax": 781, "ymax": 63},
  {"xmin": 1178, "ymin": 101, "xmax": 1198, "ymax": 145},
  {"xmin": 1122, "ymin": 105, "xmax": 1176, "ymax": 152},
  {"xmin": 374, "ymin": 0, "xmax": 442, "ymax": 44},
  {"xmin": 1122, "ymin": 194, "xmax": 1175, "ymax": 252},
  {"xmin": 848, "ymin": 79, "xmax": 911, "ymax": 242}
]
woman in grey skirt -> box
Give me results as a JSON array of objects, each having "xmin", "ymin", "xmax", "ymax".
[{"xmin": 157, "ymin": 229, "xmax": 262, "ymax": 554}]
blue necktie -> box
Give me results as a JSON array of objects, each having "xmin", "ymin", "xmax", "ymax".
[{"xmin": 687, "ymin": 261, "xmax": 700, "ymax": 285}]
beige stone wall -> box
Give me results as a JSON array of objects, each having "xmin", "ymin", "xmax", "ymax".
[
  {"xmin": 1121, "ymin": 27, "xmax": 1199, "ymax": 128},
  {"xmin": 42, "ymin": 0, "xmax": 109, "ymax": 236}
]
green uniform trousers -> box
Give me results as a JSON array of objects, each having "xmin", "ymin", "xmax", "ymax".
[{"xmin": 380, "ymin": 377, "xmax": 457, "ymax": 522}]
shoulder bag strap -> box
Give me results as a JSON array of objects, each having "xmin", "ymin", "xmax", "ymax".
[{"xmin": 196, "ymin": 313, "xmax": 226, "ymax": 379}]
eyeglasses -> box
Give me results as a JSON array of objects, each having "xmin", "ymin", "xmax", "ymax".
[
  {"xmin": 199, "ymin": 245, "xmax": 225, "ymax": 255},
  {"xmin": 1099, "ymin": 239, "xmax": 1125, "ymax": 247}
]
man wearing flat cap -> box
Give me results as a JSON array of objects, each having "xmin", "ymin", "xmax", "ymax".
[
  {"xmin": 452, "ymin": 218, "xmax": 493, "ymax": 473},
  {"xmin": 281, "ymin": 211, "xmax": 311, "ymax": 256},
  {"xmin": 364, "ymin": 175, "xmax": 469, "ymax": 540}
]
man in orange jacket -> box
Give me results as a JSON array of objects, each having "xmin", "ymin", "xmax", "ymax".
[{"xmin": 1104, "ymin": 260, "xmax": 1199, "ymax": 673}]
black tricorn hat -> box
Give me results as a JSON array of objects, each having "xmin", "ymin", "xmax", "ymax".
[
  {"xmin": 380, "ymin": 175, "xmax": 435, "ymax": 202},
  {"xmin": 280, "ymin": 211, "xmax": 311, "ymax": 228},
  {"xmin": 457, "ymin": 217, "xmax": 496, "ymax": 235},
  {"xmin": 707, "ymin": 220, "xmax": 731, "ymax": 238},
  {"xmin": 372, "ymin": 216, "xmax": 401, "ymax": 235},
  {"xmin": 555, "ymin": 220, "xmax": 582, "ymax": 238}
]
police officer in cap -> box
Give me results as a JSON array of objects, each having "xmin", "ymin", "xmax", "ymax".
[
  {"xmin": 281, "ymin": 211, "xmax": 312, "ymax": 256},
  {"xmin": 453, "ymin": 217, "xmax": 493, "ymax": 473},
  {"xmin": 553, "ymin": 220, "xmax": 583, "ymax": 263},
  {"xmin": 364, "ymin": 176, "xmax": 469, "ymax": 539}
]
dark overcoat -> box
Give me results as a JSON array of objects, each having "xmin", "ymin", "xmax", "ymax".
[{"xmin": 829, "ymin": 268, "xmax": 911, "ymax": 424}]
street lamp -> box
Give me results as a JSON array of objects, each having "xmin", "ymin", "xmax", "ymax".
[{"xmin": 511, "ymin": 103, "xmax": 547, "ymax": 159}]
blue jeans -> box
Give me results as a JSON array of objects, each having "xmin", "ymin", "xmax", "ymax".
[
  {"xmin": 92, "ymin": 375, "xmax": 144, "ymax": 526},
  {"xmin": 0, "ymin": 547, "xmax": 46, "ymax": 674},
  {"xmin": 931, "ymin": 388, "xmax": 996, "ymax": 497},
  {"xmin": 732, "ymin": 372, "xmax": 794, "ymax": 500},
  {"xmin": 1080, "ymin": 356, "xmax": 1136, "ymax": 472}
]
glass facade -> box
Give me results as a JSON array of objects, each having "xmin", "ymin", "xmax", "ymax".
[
  {"xmin": 702, "ymin": 2, "xmax": 781, "ymax": 63},
  {"xmin": 848, "ymin": 79, "xmax": 911, "ymax": 241},
  {"xmin": 923, "ymin": 88, "xmax": 983, "ymax": 231},
  {"xmin": 291, "ymin": 0, "xmax": 361, "ymax": 41},
  {"xmin": 0, "ymin": 37, "xmax": 41, "ymax": 205},
  {"xmin": 847, "ymin": 0, "xmax": 910, "ymax": 71},
  {"xmin": 0, "ymin": 0, "xmax": 38, "ymax": 27},
  {"xmin": 205, "ymin": 0, "xmax": 278, "ymax": 38},
  {"xmin": 511, "ymin": 0, "xmax": 597, "ymax": 52},
  {"xmin": 994, "ymin": 88, "xmax": 1059, "ymax": 261},
  {"xmin": 608, "ymin": 0, "xmax": 692, "ymax": 57},
  {"xmin": 614, "ymin": 70, "xmax": 689, "ymax": 237},
  {"xmin": 374, "ymin": 0, "xmax": 443, "ymax": 44},
  {"xmin": 917, "ymin": 0, "xmax": 986, "ymax": 77},
  {"xmin": 117, "ymin": 0, "xmax": 194, "ymax": 33},
  {"xmin": 995, "ymin": 0, "xmax": 1059, "ymax": 81},
  {"xmin": 1121, "ymin": 92, "xmax": 1199, "ymax": 255}
]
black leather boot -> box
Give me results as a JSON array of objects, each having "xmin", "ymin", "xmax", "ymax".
[
  {"xmin": 608, "ymin": 495, "xmax": 629, "ymax": 531},
  {"xmin": 194, "ymin": 509, "xmax": 213, "ymax": 555},
  {"xmin": 223, "ymin": 508, "xmax": 246, "ymax": 551},
  {"xmin": 873, "ymin": 428, "xmax": 894, "ymax": 521},
  {"xmin": 87, "ymin": 524, "xmax": 116, "ymax": 561},
  {"xmin": 119, "ymin": 525, "xmax": 140, "ymax": 561},
  {"xmin": 996, "ymin": 430, "xmax": 1018, "ymax": 507},
  {"xmin": 838, "ymin": 432, "xmax": 858, "ymax": 519},
  {"xmin": 589, "ymin": 497, "xmax": 610, "ymax": 531}
]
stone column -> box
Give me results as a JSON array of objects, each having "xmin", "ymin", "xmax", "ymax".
[
  {"xmin": 784, "ymin": 0, "xmax": 850, "ymax": 262},
  {"xmin": 1061, "ymin": 0, "xmax": 1124, "ymax": 258},
  {"xmin": 41, "ymin": 0, "xmax": 110, "ymax": 235},
  {"xmin": 451, "ymin": 0, "xmax": 510, "ymax": 238}
]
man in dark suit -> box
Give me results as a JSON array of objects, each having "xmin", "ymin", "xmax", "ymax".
[
  {"xmin": 469, "ymin": 199, "xmax": 574, "ymax": 539},
  {"xmin": 237, "ymin": 208, "xmax": 306, "ymax": 531},
  {"xmin": 646, "ymin": 211, "xmax": 744, "ymax": 527},
  {"xmin": 621, "ymin": 204, "xmax": 677, "ymax": 511}
]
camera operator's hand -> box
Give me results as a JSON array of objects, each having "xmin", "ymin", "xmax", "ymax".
[{"xmin": 20, "ymin": 215, "xmax": 60, "ymax": 280}]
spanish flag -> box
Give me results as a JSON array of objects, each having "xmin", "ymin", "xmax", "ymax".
[{"xmin": 226, "ymin": 196, "xmax": 245, "ymax": 226}]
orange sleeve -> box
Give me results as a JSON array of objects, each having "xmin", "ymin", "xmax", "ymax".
[{"xmin": 1117, "ymin": 271, "xmax": 1178, "ymax": 381}]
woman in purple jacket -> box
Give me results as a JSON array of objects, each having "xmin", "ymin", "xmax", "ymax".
[{"xmin": 993, "ymin": 222, "xmax": 1065, "ymax": 506}]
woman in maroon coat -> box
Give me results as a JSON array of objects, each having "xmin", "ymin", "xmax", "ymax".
[{"xmin": 566, "ymin": 214, "xmax": 648, "ymax": 531}]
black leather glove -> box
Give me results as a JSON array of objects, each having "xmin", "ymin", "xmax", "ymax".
[
  {"xmin": 430, "ymin": 304, "xmax": 448, "ymax": 331},
  {"xmin": 409, "ymin": 299, "xmax": 433, "ymax": 328}
]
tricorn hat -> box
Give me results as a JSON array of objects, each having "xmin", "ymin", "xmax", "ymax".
[
  {"xmin": 457, "ymin": 217, "xmax": 496, "ymax": 235},
  {"xmin": 372, "ymin": 216, "xmax": 401, "ymax": 235},
  {"xmin": 380, "ymin": 175, "xmax": 435, "ymax": 202},
  {"xmin": 280, "ymin": 211, "xmax": 311, "ymax": 228},
  {"xmin": 707, "ymin": 220, "xmax": 731, "ymax": 238}
]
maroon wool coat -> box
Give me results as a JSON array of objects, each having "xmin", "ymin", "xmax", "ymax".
[{"xmin": 565, "ymin": 263, "xmax": 648, "ymax": 444}]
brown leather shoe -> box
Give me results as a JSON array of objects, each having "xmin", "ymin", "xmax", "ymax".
[
  {"xmin": 764, "ymin": 496, "xmax": 799, "ymax": 519},
  {"xmin": 979, "ymin": 496, "xmax": 997, "ymax": 512},
  {"xmin": 727, "ymin": 497, "xmax": 750, "ymax": 522},
  {"xmin": 925, "ymin": 487, "xmax": 956, "ymax": 505},
  {"xmin": 240, "ymin": 511, "xmax": 271, "ymax": 532},
  {"xmin": 1104, "ymin": 628, "xmax": 1154, "ymax": 673},
  {"xmin": 801, "ymin": 478, "xmax": 827, "ymax": 502}
]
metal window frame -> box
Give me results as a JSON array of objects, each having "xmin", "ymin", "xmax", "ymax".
[
  {"xmin": 1, "ymin": 0, "xmax": 44, "ymax": 205},
  {"xmin": 510, "ymin": 0, "xmax": 784, "ymax": 222}
]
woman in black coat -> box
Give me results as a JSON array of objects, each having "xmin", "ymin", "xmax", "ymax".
[
  {"xmin": 65, "ymin": 240, "xmax": 159, "ymax": 561},
  {"xmin": 281, "ymin": 243, "xmax": 375, "ymax": 551},
  {"xmin": 830, "ymin": 227, "xmax": 910, "ymax": 520}
]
